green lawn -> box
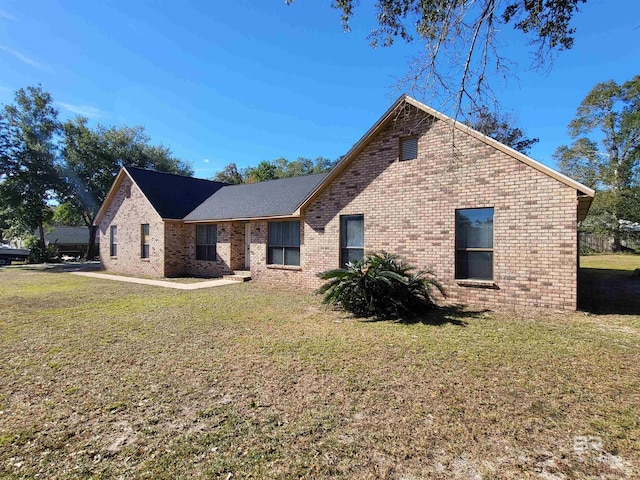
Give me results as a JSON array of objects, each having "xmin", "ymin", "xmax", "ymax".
[
  {"xmin": 0, "ymin": 266, "xmax": 639, "ymax": 478},
  {"xmin": 581, "ymin": 253, "xmax": 640, "ymax": 271}
]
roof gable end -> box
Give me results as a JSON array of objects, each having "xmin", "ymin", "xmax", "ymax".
[
  {"xmin": 94, "ymin": 167, "xmax": 227, "ymax": 225},
  {"xmin": 299, "ymin": 95, "xmax": 595, "ymax": 218}
]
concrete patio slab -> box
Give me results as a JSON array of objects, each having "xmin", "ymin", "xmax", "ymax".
[{"xmin": 71, "ymin": 271, "xmax": 239, "ymax": 290}]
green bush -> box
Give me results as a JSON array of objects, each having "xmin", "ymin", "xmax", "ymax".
[
  {"xmin": 316, "ymin": 251, "xmax": 445, "ymax": 319},
  {"xmin": 24, "ymin": 235, "xmax": 59, "ymax": 263}
]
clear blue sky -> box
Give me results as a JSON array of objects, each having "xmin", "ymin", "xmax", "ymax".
[{"xmin": 0, "ymin": 1, "xmax": 638, "ymax": 178}]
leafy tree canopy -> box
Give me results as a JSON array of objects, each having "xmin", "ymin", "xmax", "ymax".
[
  {"xmin": 0, "ymin": 86, "xmax": 61, "ymax": 257},
  {"xmin": 213, "ymin": 162, "xmax": 244, "ymax": 184},
  {"xmin": 555, "ymin": 75, "xmax": 640, "ymax": 247},
  {"xmin": 467, "ymin": 106, "xmax": 539, "ymax": 154},
  {"xmin": 1, "ymin": 84, "xmax": 192, "ymax": 260},
  {"xmin": 59, "ymin": 116, "xmax": 192, "ymax": 259},
  {"xmin": 214, "ymin": 157, "xmax": 336, "ymax": 184}
]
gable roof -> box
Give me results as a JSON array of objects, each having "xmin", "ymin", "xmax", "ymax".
[
  {"xmin": 184, "ymin": 173, "xmax": 329, "ymax": 222},
  {"xmin": 298, "ymin": 94, "xmax": 595, "ymax": 221},
  {"xmin": 94, "ymin": 167, "xmax": 227, "ymax": 224},
  {"xmin": 126, "ymin": 167, "xmax": 227, "ymax": 219}
]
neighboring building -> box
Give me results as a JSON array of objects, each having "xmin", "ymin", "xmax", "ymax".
[
  {"xmin": 95, "ymin": 95, "xmax": 595, "ymax": 310},
  {"xmin": 41, "ymin": 226, "xmax": 99, "ymax": 258},
  {"xmin": 7, "ymin": 226, "xmax": 99, "ymax": 258}
]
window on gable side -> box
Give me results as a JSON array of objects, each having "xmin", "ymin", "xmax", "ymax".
[
  {"xmin": 110, "ymin": 225, "xmax": 117, "ymax": 257},
  {"xmin": 141, "ymin": 224, "xmax": 150, "ymax": 258},
  {"xmin": 340, "ymin": 215, "xmax": 364, "ymax": 267},
  {"xmin": 455, "ymin": 208, "xmax": 494, "ymax": 280},
  {"xmin": 400, "ymin": 137, "xmax": 418, "ymax": 161}
]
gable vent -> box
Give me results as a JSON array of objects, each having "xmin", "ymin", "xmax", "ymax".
[{"xmin": 401, "ymin": 137, "xmax": 418, "ymax": 161}]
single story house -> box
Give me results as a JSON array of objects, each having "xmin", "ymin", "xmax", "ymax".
[{"xmin": 95, "ymin": 95, "xmax": 595, "ymax": 310}]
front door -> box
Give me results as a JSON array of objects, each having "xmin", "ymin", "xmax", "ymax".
[{"xmin": 244, "ymin": 223, "xmax": 251, "ymax": 269}]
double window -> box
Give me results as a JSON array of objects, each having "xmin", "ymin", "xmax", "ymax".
[
  {"xmin": 110, "ymin": 226, "xmax": 117, "ymax": 257},
  {"xmin": 141, "ymin": 224, "xmax": 150, "ymax": 258},
  {"xmin": 196, "ymin": 224, "xmax": 217, "ymax": 261},
  {"xmin": 455, "ymin": 208, "xmax": 494, "ymax": 280},
  {"xmin": 268, "ymin": 221, "xmax": 300, "ymax": 266},
  {"xmin": 340, "ymin": 215, "xmax": 364, "ymax": 266}
]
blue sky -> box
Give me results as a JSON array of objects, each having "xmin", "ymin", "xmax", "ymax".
[{"xmin": 0, "ymin": 1, "xmax": 638, "ymax": 178}]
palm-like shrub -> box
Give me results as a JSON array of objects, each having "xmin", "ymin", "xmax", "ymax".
[{"xmin": 316, "ymin": 251, "xmax": 445, "ymax": 319}]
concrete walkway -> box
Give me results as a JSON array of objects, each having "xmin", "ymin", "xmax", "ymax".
[{"xmin": 71, "ymin": 271, "xmax": 239, "ymax": 290}]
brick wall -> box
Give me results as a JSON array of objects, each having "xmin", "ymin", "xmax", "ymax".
[
  {"xmin": 164, "ymin": 221, "xmax": 187, "ymax": 277},
  {"xmin": 264, "ymin": 104, "xmax": 579, "ymax": 310},
  {"xmin": 250, "ymin": 221, "xmax": 306, "ymax": 286},
  {"xmin": 98, "ymin": 102, "xmax": 580, "ymax": 310},
  {"xmin": 98, "ymin": 177, "xmax": 167, "ymax": 277},
  {"xmin": 183, "ymin": 221, "xmax": 246, "ymax": 277}
]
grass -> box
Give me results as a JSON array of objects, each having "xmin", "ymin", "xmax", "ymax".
[
  {"xmin": 581, "ymin": 253, "xmax": 640, "ymax": 271},
  {"xmin": 579, "ymin": 254, "xmax": 640, "ymax": 314},
  {"xmin": 0, "ymin": 263, "xmax": 639, "ymax": 478}
]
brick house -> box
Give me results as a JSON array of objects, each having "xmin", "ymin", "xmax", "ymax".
[{"xmin": 95, "ymin": 95, "xmax": 595, "ymax": 310}]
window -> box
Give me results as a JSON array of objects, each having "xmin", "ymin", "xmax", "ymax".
[
  {"xmin": 400, "ymin": 136, "xmax": 418, "ymax": 161},
  {"xmin": 196, "ymin": 224, "xmax": 217, "ymax": 261},
  {"xmin": 141, "ymin": 224, "xmax": 150, "ymax": 258},
  {"xmin": 455, "ymin": 208, "xmax": 494, "ymax": 280},
  {"xmin": 110, "ymin": 226, "xmax": 117, "ymax": 257},
  {"xmin": 340, "ymin": 215, "xmax": 364, "ymax": 266},
  {"xmin": 268, "ymin": 221, "xmax": 300, "ymax": 266}
]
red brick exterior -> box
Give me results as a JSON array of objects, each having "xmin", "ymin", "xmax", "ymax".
[
  {"xmin": 98, "ymin": 177, "xmax": 167, "ymax": 277},
  {"xmin": 266, "ymin": 104, "xmax": 579, "ymax": 309},
  {"xmin": 98, "ymin": 102, "xmax": 582, "ymax": 310},
  {"xmin": 183, "ymin": 221, "xmax": 245, "ymax": 277}
]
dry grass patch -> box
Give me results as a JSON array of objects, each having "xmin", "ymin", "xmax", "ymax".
[{"xmin": 1, "ymin": 267, "xmax": 639, "ymax": 479}]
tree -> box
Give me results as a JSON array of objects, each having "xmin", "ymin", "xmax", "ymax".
[
  {"xmin": 555, "ymin": 75, "xmax": 640, "ymax": 249},
  {"xmin": 213, "ymin": 157, "xmax": 337, "ymax": 184},
  {"xmin": 274, "ymin": 156, "xmax": 336, "ymax": 177},
  {"xmin": 245, "ymin": 160, "xmax": 278, "ymax": 183},
  {"xmin": 467, "ymin": 106, "xmax": 538, "ymax": 154},
  {"xmin": 286, "ymin": 0, "xmax": 586, "ymax": 115},
  {"xmin": 212, "ymin": 162, "xmax": 244, "ymax": 184},
  {"xmin": 59, "ymin": 116, "xmax": 193, "ymax": 259},
  {"xmin": 0, "ymin": 86, "xmax": 62, "ymax": 259},
  {"xmin": 51, "ymin": 202, "xmax": 84, "ymax": 226}
]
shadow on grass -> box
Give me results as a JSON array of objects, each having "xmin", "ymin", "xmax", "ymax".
[
  {"xmin": 6, "ymin": 262, "xmax": 101, "ymax": 273},
  {"xmin": 362, "ymin": 305, "xmax": 490, "ymax": 327},
  {"xmin": 579, "ymin": 268, "xmax": 640, "ymax": 315}
]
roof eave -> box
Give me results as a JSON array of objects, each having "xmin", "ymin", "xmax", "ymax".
[
  {"xmin": 93, "ymin": 168, "xmax": 128, "ymax": 226},
  {"xmin": 577, "ymin": 194, "xmax": 594, "ymax": 223},
  {"xmin": 184, "ymin": 213, "xmax": 301, "ymax": 223}
]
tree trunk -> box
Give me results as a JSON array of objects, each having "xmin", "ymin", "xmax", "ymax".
[
  {"xmin": 37, "ymin": 220, "xmax": 48, "ymax": 262},
  {"xmin": 612, "ymin": 229, "xmax": 622, "ymax": 252},
  {"xmin": 85, "ymin": 224, "xmax": 98, "ymax": 260}
]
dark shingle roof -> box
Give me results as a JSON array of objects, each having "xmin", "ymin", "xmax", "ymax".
[
  {"xmin": 126, "ymin": 166, "xmax": 227, "ymax": 219},
  {"xmin": 185, "ymin": 173, "xmax": 329, "ymax": 221}
]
